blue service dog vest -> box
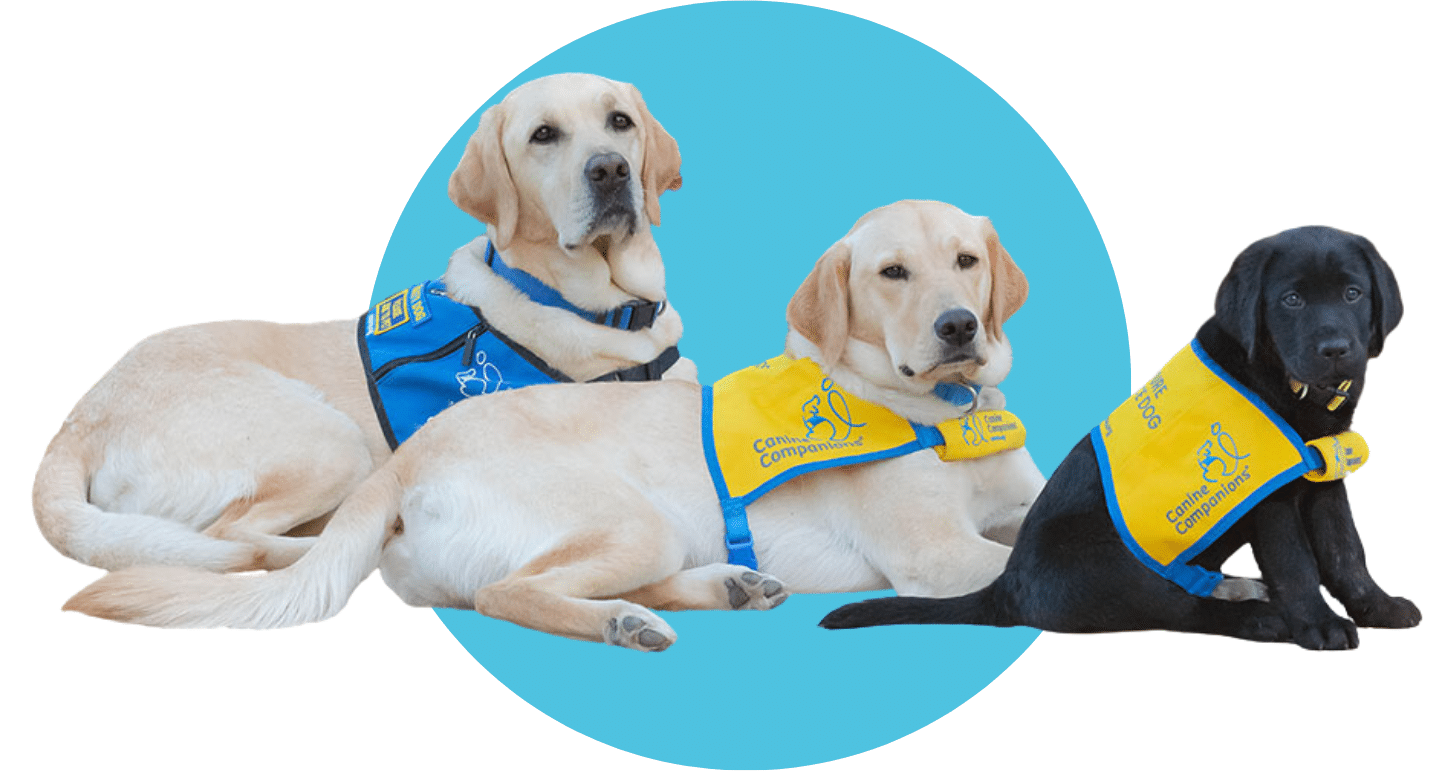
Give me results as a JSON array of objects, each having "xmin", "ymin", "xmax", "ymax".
[
  {"xmin": 1090, "ymin": 340, "xmax": 1369, "ymax": 597},
  {"xmin": 702, "ymin": 355, "xmax": 1028, "ymax": 569},
  {"xmin": 359, "ymin": 279, "xmax": 679, "ymax": 448}
]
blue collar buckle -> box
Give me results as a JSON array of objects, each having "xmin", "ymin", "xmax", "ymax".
[{"xmin": 933, "ymin": 381, "xmax": 980, "ymax": 409}]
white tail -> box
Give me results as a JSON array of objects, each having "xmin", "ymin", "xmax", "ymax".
[
  {"xmin": 33, "ymin": 432, "xmax": 262, "ymax": 571},
  {"xmin": 63, "ymin": 468, "xmax": 403, "ymax": 628}
]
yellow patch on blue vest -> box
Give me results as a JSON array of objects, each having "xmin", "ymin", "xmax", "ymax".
[
  {"xmin": 703, "ymin": 354, "xmax": 1025, "ymax": 568},
  {"xmin": 1090, "ymin": 340, "xmax": 1369, "ymax": 595}
]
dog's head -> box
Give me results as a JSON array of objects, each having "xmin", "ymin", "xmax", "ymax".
[
  {"xmin": 786, "ymin": 201, "xmax": 1028, "ymax": 398},
  {"xmin": 1214, "ymin": 226, "xmax": 1402, "ymax": 391},
  {"xmin": 448, "ymin": 73, "xmax": 683, "ymax": 301}
]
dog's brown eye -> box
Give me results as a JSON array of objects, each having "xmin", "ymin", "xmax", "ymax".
[
  {"xmin": 1282, "ymin": 291, "xmax": 1304, "ymax": 308},
  {"xmin": 957, "ymin": 253, "xmax": 978, "ymax": 269},
  {"xmin": 880, "ymin": 265, "xmax": 909, "ymax": 280},
  {"xmin": 609, "ymin": 112, "xmax": 634, "ymax": 131},
  {"xmin": 1344, "ymin": 286, "xmax": 1363, "ymax": 302},
  {"xmin": 530, "ymin": 125, "xmax": 558, "ymax": 144}
]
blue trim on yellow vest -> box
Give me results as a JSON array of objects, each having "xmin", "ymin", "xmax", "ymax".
[
  {"xmin": 1093, "ymin": 340, "xmax": 1322, "ymax": 596},
  {"xmin": 702, "ymin": 386, "xmax": 952, "ymax": 570}
]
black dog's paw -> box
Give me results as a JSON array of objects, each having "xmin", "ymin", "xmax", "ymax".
[
  {"xmin": 1289, "ymin": 613, "xmax": 1359, "ymax": 651},
  {"xmin": 1349, "ymin": 596, "xmax": 1421, "ymax": 629}
]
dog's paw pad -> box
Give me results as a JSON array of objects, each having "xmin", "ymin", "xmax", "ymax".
[
  {"xmin": 724, "ymin": 569, "xmax": 789, "ymax": 610},
  {"xmin": 605, "ymin": 611, "xmax": 675, "ymax": 652}
]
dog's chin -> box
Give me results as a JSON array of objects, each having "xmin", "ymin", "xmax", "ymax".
[
  {"xmin": 894, "ymin": 351, "xmax": 986, "ymax": 388},
  {"xmin": 1283, "ymin": 357, "xmax": 1366, "ymax": 391},
  {"xmin": 563, "ymin": 208, "xmax": 638, "ymax": 252}
]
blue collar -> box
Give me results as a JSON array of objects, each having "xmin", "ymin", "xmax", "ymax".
[
  {"xmin": 934, "ymin": 381, "xmax": 980, "ymax": 408},
  {"xmin": 483, "ymin": 241, "xmax": 668, "ymax": 332}
]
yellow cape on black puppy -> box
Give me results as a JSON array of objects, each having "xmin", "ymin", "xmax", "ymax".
[
  {"xmin": 1091, "ymin": 340, "xmax": 1368, "ymax": 596},
  {"xmin": 703, "ymin": 355, "xmax": 1026, "ymax": 568}
]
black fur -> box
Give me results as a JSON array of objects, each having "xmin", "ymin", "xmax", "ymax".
[{"xmin": 820, "ymin": 227, "xmax": 1419, "ymax": 649}]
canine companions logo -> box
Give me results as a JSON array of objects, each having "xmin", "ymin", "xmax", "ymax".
[
  {"xmin": 1170, "ymin": 421, "xmax": 1254, "ymax": 535},
  {"xmin": 1197, "ymin": 422, "xmax": 1249, "ymax": 483},
  {"xmin": 752, "ymin": 376, "xmax": 870, "ymax": 469},
  {"xmin": 956, "ymin": 411, "xmax": 1020, "ymax": 450},
  {"xmin": 456, "ymin": 351, "xmax": 504, "ymax": 397},
  {"xmin": 801, "ymin": 378, "xmax": 866, "ymax": 441}
]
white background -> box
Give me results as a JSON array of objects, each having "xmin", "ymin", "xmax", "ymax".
[{"xmin": 3, "ymin": 1, "xmax": 1444, "ymax": 768}]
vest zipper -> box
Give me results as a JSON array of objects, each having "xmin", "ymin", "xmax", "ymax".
[{"xmin": 372, "ymin": 326, "xmax": 480, "ymax": 381}]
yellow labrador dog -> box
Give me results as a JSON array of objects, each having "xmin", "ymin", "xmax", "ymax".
[
  {"xmin": 34, "ymin": 73, "xmax": 690, "ymax": 574},
  {"xmin": 65, "ymin": 201, "xmax": 1046, "ymax": 652}
]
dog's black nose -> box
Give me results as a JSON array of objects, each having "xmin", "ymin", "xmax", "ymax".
[
  {"xmin": 586, "ymin": 152, "xmax": 630, "ymax": 193},
  {"xmin": 1317, "ymin": 338, "xmax": 1352, "ymax": 359},
  {"xmin": 934, "ymin": 309, "xmax": 978, "ymax": 348}
]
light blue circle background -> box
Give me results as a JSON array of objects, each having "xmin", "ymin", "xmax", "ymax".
[{"xmin": 369, "ymin": 3, "xmax": 1128, "ymax": 768}]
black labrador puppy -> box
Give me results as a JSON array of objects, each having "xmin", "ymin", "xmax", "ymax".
[{"xmin": 820, "ymin": 226, "xmax": 1419, "ymax": 650}]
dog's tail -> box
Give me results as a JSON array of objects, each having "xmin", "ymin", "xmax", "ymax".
[
  {"xmin": 33, "ymin": 431, "xmax": 264, "ymax": 572},
  {"xmin": 818, "ymin": 582, "xmax": 1014, "ymax": 630},
  {"xmin": 61, "ymin": 467, "xmax": 403, "ymax": 628}
]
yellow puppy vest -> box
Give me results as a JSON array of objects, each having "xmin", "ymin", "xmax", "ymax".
[
  {"xmin": 1089, "ymin": 340, "xmax": 1369, "ymax": 596},
  {"xmin": 702, "ymin": 355, "xmax": 1027, "ymax": 568}
]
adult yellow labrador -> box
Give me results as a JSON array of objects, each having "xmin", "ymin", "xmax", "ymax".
[
  {"xmin": 35, "ymin": 73, "xmax": 690, "ymax": 574},
  {"xmin": 65, "ymin": 201, "xmax": 1046, "ymax": 652}
]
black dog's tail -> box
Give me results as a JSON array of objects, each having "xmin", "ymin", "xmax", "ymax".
[{"xmin": 819, "ymin": 582, "xmax": 1014, "ymax": 630}]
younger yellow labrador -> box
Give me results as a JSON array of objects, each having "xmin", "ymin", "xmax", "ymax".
[
  {"xmin": 34, "ymin": 73, "xmax": 690, "ymax": 574},
  {"xmin": 66, "ymin": 201, "xmax": 1046, "ymax": 651}
]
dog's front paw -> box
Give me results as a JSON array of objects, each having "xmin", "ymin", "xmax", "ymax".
[
  {"xmin": 1289, "ymin": 613, "xmax": 1359, "ymax": 651},
  {"xmin": 725, "ymin": 569, "xmax": 789, "ymax": 611},
  {"xmin": 605, "ymin": 610, "xmax": 677, "ymax": 652},
  {"xmin": 1349, "ymin": 595, "xmax": 1421, "ymax": 629}
]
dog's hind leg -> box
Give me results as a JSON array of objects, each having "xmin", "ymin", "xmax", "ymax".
[
  {"xmin": 1016, "ymin": 554, "xmax": 1294, "ymax": 643},
  {"xmin": 201, "ymin": 450, "xmax": 371, "ymax": 570},
  {"xmin": 472, "ymin": 527, "xmax": 684, "ymax": 652},
  {"xmin": 618, "ymin": 563, "xmax": 790, "ymax": 611}
]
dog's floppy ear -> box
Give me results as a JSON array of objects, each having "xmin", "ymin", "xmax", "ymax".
[
  {"xmin": 1352, "ymin": 233, "xmax": 1403, "ymax": 358},
  {"xmin": 630, "ymin": 84, "xmax": 682, "ymax": 227},
  {"xmin": 448, "ymin": 103, "xmax": 520, "ymax": 250},
  {"xmin": 983, "ymin": 222, "xmax": 1028, "ymax": 341},
  {"xmin": 1214, "ymin": 239, "xmax": 1272, "ymax": 359},
  {"xmin": 787, "ymin": 239, "xmax": 852, "ymax": 369}
]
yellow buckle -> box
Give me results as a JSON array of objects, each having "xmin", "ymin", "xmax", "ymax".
[
  {"xmin": 1326, "ymin": 379, "xmax": 1353, "ymax": 412},
  {"xmin": 935, "ymin": 410, "xmax": 1027, "ymax": 461},
  {"xmin": 1302, "ymin": 431, "xmax": 1369, "ymax": 482}
]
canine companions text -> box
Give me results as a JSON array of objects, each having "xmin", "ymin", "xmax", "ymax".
[
  {"xmin": 822, "ymin": 227, "xmax": 1419, "ymax": 650},
  {"xmin": 63, "ymin": 200, "xmax": 1047, "ymax": 651}
]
